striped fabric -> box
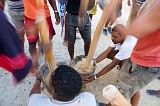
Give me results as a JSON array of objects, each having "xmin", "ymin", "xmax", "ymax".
[
  {"xmin": 7, "ymin": 0, "xmax": 24, "ymax": 10},
  {"xmin": 0, "ymin": 8, "xmax": 32, "ymax": 82}
]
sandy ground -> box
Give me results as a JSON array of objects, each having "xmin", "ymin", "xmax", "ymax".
[{"xmin": 0, "ymin": 0, "xmax": 160, "ymax": 106}]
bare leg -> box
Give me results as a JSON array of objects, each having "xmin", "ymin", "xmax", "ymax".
[
  {"xmin": 29, "ymin": 43, "xmax": 38, "ymax": 69},
  {"xmin": 18, "ymin": 31, "xmax": 25, "ymax": 48},
  {"xmin": 103, "ymin": 17, "xmax": 111, "ymax": 35},
  {"xmin": 131, "ymin": 91, "xmax": 140, "ymax": 106},
  {"xmin": 108, "ymin": 17, "xmax": 116, "ymax": 29},
  {"xmin": 104, "ymin": 19, "xmax": 110, "ymax": 28},
  {"xmin": 68, "ymin": 41, "xmax": 74, "ymax": 60},
  {"xmin": 84, "ymin": 42, "xmax": 90, "ymax": 56},
  {"xmin": 89, "ymin": 14, "xmax": 93, "ymax": 20}
]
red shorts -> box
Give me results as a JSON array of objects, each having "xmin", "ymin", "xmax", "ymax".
[{"xmin": 25, "ymin": 16, "xmax": 55, "ymax": 44}]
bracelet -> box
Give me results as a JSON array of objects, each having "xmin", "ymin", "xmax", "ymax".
[
  {"xmin": 36, "ymin": 78, "xmax": 41, "ymax": 83},
  {"xmin": 94, "ymin": 74, "xmax": 97, "ymax": 80}
]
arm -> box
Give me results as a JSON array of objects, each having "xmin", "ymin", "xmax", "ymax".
[
  {"xmin": 127, "ymin": 2, "xmax": 160, "ymax": 38},
  {"xmin": 95, "ymin": 47, "xmax": 115, "ymax": 63},
  {"xmin": 29, "ymin": 72, "xmax": 42, "ymax": 97},
  {"xmin": 84, "ymin": 58, "xmax": 121, "ymax": 83},
  {"xmin": 48, "ymin": 0, "xmax": 60, "ymax": 25}
]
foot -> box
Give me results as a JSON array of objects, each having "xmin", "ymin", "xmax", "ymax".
[
  {"xmin": 157, "ymin": 76, "xmax": 160, "ymax": 80},
  {"xmin": 147, "ymin": 90, "xmax": 160, "ymax": 98},
  {"xmin": 103, "ymin": 28, "xmax": 108, "ymax": 36},
  {"xmin": 63, "ymin": 40, "xmax": 68, "ymax": 46}
]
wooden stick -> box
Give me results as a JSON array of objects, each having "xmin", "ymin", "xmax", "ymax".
[
  {"xmin": 85, "ymin": 0, "xmax": 118, "ymax": 67},
  {"xmin": 103, "ymin": 85, "xmax": 132, "ymax": 106},
  {"xmin": 36, "ymin": 0, "xmax": 57, "ymax": 72}
]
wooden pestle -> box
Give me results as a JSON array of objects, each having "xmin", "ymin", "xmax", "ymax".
[
  {"xmin": 36, "ymin": 0, "xmax": 57, "ymax": 72},
  {"xmin": 103, "ymin": 85, "xmax": 132, "ymax": 106},
  {"xmin": 85, "ymin": 0, "xmax": 118, "ymax": 68}
]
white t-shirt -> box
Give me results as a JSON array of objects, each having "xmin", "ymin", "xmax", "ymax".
[
  {"xmin": 27, "ymin": 92, "xmax": 96, "ymax": 106},
  {"xmin": 109, "ymin": 35, "xmax": 137, "ymax": 60}
]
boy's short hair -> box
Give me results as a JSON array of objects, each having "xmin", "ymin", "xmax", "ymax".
[
  {"xmin": 112, "ymin": 24, "xmax": 125, "ymax": 36},
  {"xmin": 51, "ymin": 65, "xmax": 82, "ymax": 99}
]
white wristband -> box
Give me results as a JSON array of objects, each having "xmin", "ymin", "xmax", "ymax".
[{"xmin": 94, "ymin": 74, "xmax": 97, "ymax": 80}]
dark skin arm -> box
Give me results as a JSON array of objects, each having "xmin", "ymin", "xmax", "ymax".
[
  {"xmin": 48, "ymin": 0, "xmax": 60, "ymax": 25},
  {"xmin": 29, "ymin": 72, "xmax": 42, "ymax": 97},
  {"xmin": 96, "ymin": 47, "xmax": 115, "ymax": 63},
  {"xmin": 84, "ymin": 57, "xmax": 121, "ymax": 83}
]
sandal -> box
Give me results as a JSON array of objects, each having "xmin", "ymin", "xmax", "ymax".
[{"xmin": 146, "ymin": 90, "xmax": 160, "ymax": 98}]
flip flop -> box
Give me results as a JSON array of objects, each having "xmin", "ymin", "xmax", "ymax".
[{"xmin": 146, "ymin": 90, "xmax": 160, "ymax": 98}]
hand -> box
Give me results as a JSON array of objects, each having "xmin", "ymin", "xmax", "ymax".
[
  {"xmin": 78, "ymin": 16, "xmax": 84, "ymax": 30},
  {"xmin": 83, "ymin": 75, "xmax": 95, "ymax": 83},
  {"xmin": 55, "ymin": 12, "xmax": 60, "ymax": 25}
]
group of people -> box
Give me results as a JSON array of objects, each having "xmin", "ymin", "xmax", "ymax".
[{"xmin": 0, "ymin": 0, "xmax": 160, "ymax": 105}]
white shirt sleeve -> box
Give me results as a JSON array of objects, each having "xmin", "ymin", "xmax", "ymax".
[
  {"xmin": 109, "ymin": 40, "xmax": 116, "ymax": 48},
  {"xmin": 27, "ymin": 94, "xmax": 50, "ymax": 106},
  {"xmin": 115, "ymin": 35, "xmax": 138, "ymax": 60}
]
